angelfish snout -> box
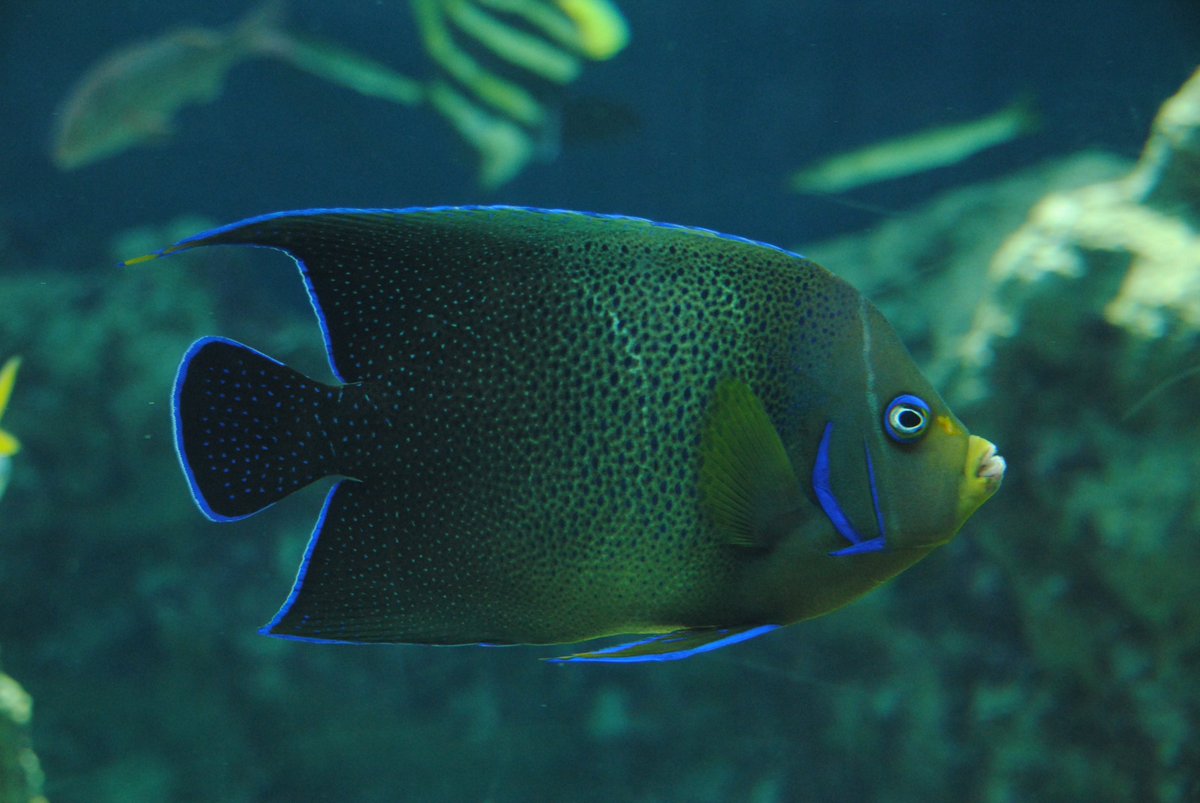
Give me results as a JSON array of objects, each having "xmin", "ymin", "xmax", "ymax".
[
  {"xmin": 957, "ymin": 435, "xmax": 1005, "ymax": 523},
  {"xmin": 975, "ymin": 439, "xmax": 1006, "ymax": 489}
]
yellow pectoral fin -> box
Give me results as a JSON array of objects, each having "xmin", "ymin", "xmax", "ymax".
[
  {"xmin": 699, "ymin": 379, "xmax": 803, "ymax": 548},
  {"xmin": 0, "ymin": 429, "xmax": 19, "ymax": 457}
]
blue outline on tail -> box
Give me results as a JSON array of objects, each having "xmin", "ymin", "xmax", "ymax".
[
  {"xmin": 258, "ymin": 480, "xmax": 351, "ymax": 644},
  {"xmin": 173, "ymin": 336, "xmax": 288, "ymax": 523}
]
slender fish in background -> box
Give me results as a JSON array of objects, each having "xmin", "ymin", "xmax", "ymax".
[
  {"xmin": 126, "ymin": 207, "xmax": 1005, "ymax": 662},
  {"xmin": 51, "ymin": 0, "xmax": 630, "ymax": 186},
  {"xmin": 789, "ymin": 98, "xmax": 1040, "ymax": 194},
  {"xmin": 50, "ymin": 3, "xmax": 285, "ymax": 170},
  {"xmin": 0, "ymin": 357, "xmax": 22, "ymax": 503},
  {"xmin": 254, "ymin": 32, "xmax": 425, "ymax": 107}
]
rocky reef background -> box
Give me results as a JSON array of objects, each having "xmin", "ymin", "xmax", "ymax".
[
  {"xmin": 802, "ymin": 68, "xmax": 1200, "ymax": 800},
  {"xmin": 1, "ymin": 2, "xmax": 1198, "ymax": 801}
]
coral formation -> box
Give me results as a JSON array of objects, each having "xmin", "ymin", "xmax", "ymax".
[{"xmin": 962, "ymin": 66, "xmax": 1200, "ymax": 374}]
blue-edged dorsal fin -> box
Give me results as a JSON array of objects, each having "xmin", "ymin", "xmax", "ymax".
[
  {"xmin": 124, "ymin": 206, "xmax": 807, "ymax": 384},
  {"xmin": 699, "ymin": 379, "xmax": 803, "ymax": 548},
  {"xmin": 175, "ymin": 337, "xmax": 340, "ymax": 521},
  {"xmin": 547, "ymin": 624, "xmax": 780, "ymax": 664},
  {"xmin": 128, "ymin": 206, "xmax": 599, "ymax": 383}
]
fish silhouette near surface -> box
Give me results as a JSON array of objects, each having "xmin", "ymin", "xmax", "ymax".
[{"xmin": 126, "ymin": 207, "xmax": 1005, "ymax": 662}]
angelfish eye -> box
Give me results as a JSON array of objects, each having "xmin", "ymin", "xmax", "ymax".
[{"xmin": 884, "ymin": 394, "xmax": 930, "ymax": 442}]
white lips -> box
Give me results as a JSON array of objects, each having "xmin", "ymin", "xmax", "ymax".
[{"xmin": 976, "ymin": 442, "xmax": 1006, "ymax": 483}]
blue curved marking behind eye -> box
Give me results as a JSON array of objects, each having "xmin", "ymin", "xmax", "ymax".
[
  {"xmin": 864, "ymin": 444, "xmax": 886, "ymax": 538},
  {"xmin": 813, "ymin": 422, "xmax": 888, "ymax": 557}
]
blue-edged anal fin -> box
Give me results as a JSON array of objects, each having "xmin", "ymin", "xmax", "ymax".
[
  {"xmin": 548, "ymin": 625, "xmax": 780, "ymax": 663},
  {"xmin": 699, "ymin": 379, "xmax": 805, "ymax": 548},
  {"xmin": 174, "ymin": 336, "xmax": 346, "ymax": 521}
]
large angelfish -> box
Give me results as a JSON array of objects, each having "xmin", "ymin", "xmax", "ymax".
[{"xmin": 127, "ymin": 207, "xmax": 1004, "ymax": 662}]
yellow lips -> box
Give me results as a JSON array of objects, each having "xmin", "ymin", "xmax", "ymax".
[{"xmin": 957, "ymin": 434, "xmax": 1005, "ymax": 524}]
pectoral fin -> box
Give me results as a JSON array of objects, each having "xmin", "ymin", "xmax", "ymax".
[
  {"xmin": 699, "ymin": 379, "xmax": 802, "ymax": 548},
  {"xmin": 547, "ymin": 625, "xmax": 780, "ymax": 663}
]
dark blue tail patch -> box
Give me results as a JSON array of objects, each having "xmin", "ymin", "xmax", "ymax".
[{"xmin": 173, "ymin": 337, "xmax": 338, "ymax": 521}]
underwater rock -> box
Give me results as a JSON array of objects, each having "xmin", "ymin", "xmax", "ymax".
[
  {"xmin": 1127, "ymin": 65, "xmax": 1200, "ymax": 219},
  {"xmin": 0, "ymin": 660, "xmax": 45, "ymax": 803},
  {"xmin": 961, "ymin": 65, "xmax": 1200, "ymax": 381}
]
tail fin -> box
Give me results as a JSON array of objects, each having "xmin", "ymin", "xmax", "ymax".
[{"xmin": 174, "ymin": 337, "xmax": 338, "ymax": 521}]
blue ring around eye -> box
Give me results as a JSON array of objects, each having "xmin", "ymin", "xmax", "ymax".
[{"xmin": 884, "ymin": 394, "xmax": 930, "ymax": 442}]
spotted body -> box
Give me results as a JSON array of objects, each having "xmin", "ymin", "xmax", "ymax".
[{"xmin": 133, "ymin": 207, "xmax": 1003, "ymax": 661}]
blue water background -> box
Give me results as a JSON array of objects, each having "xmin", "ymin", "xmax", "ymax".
[{"xmin": 0, "ymin": 1, "xmax": 1197, "ymax": 801}]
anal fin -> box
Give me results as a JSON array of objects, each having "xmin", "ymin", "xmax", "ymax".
[{"xmin": 547, "ymin": 624, "xmax": 780, "ymax": 664}]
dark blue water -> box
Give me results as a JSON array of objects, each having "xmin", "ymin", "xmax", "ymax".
[
  {"xmin": 3, "ymin": 0, "xmax": 1196, "ymax": 261},
  {"xmin": 0, "ymin": 2, "xmax": 1197, "ymax": 801}
]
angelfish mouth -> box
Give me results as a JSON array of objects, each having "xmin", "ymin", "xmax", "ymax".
[
  {"xmin": 964, "ymin": 434, "xmax": 1003, "ymax": 496},
  {"xmin": 957, "ymin": 435, "xmax": 1005, "ymax": 524},
  {"xmin": 975, "ymin": 440, "xmax": 1006, "ymax": 488}
]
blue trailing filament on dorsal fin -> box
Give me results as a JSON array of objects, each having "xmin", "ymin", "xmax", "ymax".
[{"xmin": 813, "ymin": 423, "xmax": 887, "ymax": 556}]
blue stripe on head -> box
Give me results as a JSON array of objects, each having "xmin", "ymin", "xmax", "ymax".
[
  {"xmin": 814, "ymin": 423, "xmax": 888, "ymax": 557},
  {"xmin": 863, "ymin": 441, "xmax": 886, "ymax": 542},
  {"xmin": 812, "ymin": 423, "xmax": 864, "ymax": 545}
]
